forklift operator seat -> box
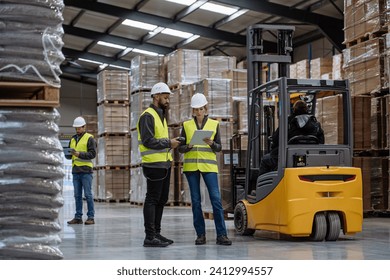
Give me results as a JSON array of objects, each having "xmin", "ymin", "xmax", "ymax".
[{"xmin": 288, "ymin": 135, "xmax": 320, "ymax": 145}]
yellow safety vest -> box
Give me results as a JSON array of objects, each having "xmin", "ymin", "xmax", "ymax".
[
  {"xmin": 70, "ymin": 132, "xmax": 94, "ymax": 168},
  {"xmin": 183, "ymin": 118, "xmax": 218, "ymax": 173},
  {"xmin": 137, "ymin": 107, "xmax": 173, "ymax": 163}
]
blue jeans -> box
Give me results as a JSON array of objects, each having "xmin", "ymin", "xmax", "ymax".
[
  {"xmin": 185, "ymin": 171, "xmax": 227, "ymax": 237},
  {"xmin": 72, "ymin": 173, "xmax": 94, "ymax": 219}
]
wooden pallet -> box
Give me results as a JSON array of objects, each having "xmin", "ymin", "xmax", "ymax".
[{"xmin": 0, "ymin": 82, "xmax": 60, "ymax": 107}]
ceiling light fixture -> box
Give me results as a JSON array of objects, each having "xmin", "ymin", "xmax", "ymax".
[
  {"xmin": 200, "ymin": 3, "xmax": 238, "ymax": 15},
  {"xmin": 164, "ymin": 0, "xmax": 197, "ymax": 6},
  {"xmin": 132, "ymin": 48, "xmax": 159, "ymax": 56},
  {"xmin": 122, "ymin": 19, "xmax": 157, "ymax": 31},
  {"xmin": 97, "ymin": 41, "xmax": 127, "ymax": 50},
  {"xmin": 161, "ymin": 28, "xmax": 194, "ymax": 39}
]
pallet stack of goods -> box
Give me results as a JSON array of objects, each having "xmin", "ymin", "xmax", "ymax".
[
  {"xmin": 0, "ymin": 0, "xmax": 65, "ymax": 259},
  {"xmin": 96, "ymin": 70, "xmax": 130, "ymax": 202},
  {"xmin": 343, "ymin": 0, "xmax": 390, "ymax": 214}
]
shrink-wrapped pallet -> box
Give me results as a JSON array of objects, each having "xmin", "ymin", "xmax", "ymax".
[
  {"xmin": 0, "ymin": 107, "xmax": 64, "ymax": 259},
  {"xmin": 0, "ymin": 0, "xmax": 65, "ymax": 87}
]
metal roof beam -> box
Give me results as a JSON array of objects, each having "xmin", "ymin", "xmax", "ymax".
[
  {"xmin": 64, "ymin": 0, "xmax": 246, "ymax": 45},
  {"xmin": 213, "ymin": 0, "xmax": 344, "ymax": 51},
  {"xmin": 63, "ymin": 25, "xmax": 174, "ymax": 55}
]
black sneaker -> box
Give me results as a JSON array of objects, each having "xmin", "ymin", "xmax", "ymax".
[
  {"xmin": 67, "ymin": 218, "xmax": 83, "ymax": 225},
  {"xmin": 156, "ymin": 234, "xmax": 174, "ymax": 244},
  {"xmin": 195, "ymin": 235, "xmax": 206, "ymax": 245},
  {"xmin": 143, "ymin": 237, "xmax": 169, "ymax": 247},
  {"xmin": 85, "ymin": 218, "xmax": 95, "ymax": 225},
  {"xmin": 216, "ymin": 235, "xmax": 232, "ymax": 245}
]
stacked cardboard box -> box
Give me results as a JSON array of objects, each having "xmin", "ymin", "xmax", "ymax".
[
  {"xmin": 97, "ymin": 103, "xmax": 130, "ymax": 135},
  {"xmin": 353, "ymin": 157, "xmax": 389, "ymax": 212},
  {"xmin": 166, "ymin": 49, "xmax": 203, "ymax": 86},
  {"xmin": 310, "ymin": 57, "xmax": 332, "ymax": 79},
  {"xmin": 97, "ymin": 136, "xmax": 130, "ymax": 167},
  {"xmin": 203, "ymin": 56, "xmax": 236, "ymax": 79},
  {"xmin": 316, "ymin": 95, "xmax": 344, "ymax": 144},
  {"xmin": 97, "ymin": 70, "xmax": 129, "ymax": 103},
  {"xmin": 129, "ymin": 55, "xmax": 165, "ymax": 93},
  {"xmin": 332, "ymin": 53, "xmax": 344, "ymax": 80},
  {"xmin": 344, "ymin": 0, "xmax": 385, "ymax": 43},
  {"xmin": 96, "ymin": 70, "xmax": 130, "ymax": 201},
  {"xmin": 296, "ymin": 59, "xmax": 310, "ymax": 79},
  {"xmin": 222, "ymin": 69, "xmax": 247, "ymax": 98},
  {"xmin": 343, "ymin": 37, "xmax": 385, "ymax": 96}
]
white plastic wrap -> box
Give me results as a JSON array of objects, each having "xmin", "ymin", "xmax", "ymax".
[
  {"xmin": 0, "ymin": 107, "xmax": 64, "ymax": 260},
  {"xmin": 0, "ymin": 0, "xmax": 65, "ymax": 87}
]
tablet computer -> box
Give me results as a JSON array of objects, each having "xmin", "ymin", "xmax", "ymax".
[
  {"xmin": 189, "ymin": 130, "xmax": 213, "ymax": 145},
  {"xmin": 63, "ymin": 148, "xmax": 74, "ymax": 157}
]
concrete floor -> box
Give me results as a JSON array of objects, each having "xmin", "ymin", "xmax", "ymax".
[{"xmin": 59, "ymin": 187, "xmax": 390, "ymax": 260}]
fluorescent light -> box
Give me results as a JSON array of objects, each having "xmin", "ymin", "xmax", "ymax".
[
  {"xmin": 185, "ymin": 35, "xmax": 200, "ymax": 44},
  {"xmin": 122, "ymin": 19, "xmax": 157, "ymax": 31},
  {"xmin": 132, "ymin": 48, "xmax": 159, "ymax": 56},
  {"xmin": 200, "ymin": 3, "xmax": 238, "ymax": 15},
  {"xmin": 161, "ymin": 28, "xmax": 193, "ymax": 39},
  {"xmin": 109, "ymin": 64, "xmax": 131, "ymax": 70},
  {"xmin": 78, "ymin": 58, "xmax": 103, "ymax": 65},
  {"xmin": 97, "ymin": 41, "xmax": 127, "ymax": 50},
  {"xmin": 164, "ymin": 0, "xmax": 197, "ymax": 5}
]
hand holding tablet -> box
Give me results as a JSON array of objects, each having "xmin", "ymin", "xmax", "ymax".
[{"xmin": 189, "ymin": 130, "xmax": 213, "ymax": 145}]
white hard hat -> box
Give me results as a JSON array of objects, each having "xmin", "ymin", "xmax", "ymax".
[
  {"xmin": 151, "ymin": 82, "xmax": 172, "ymax": 96},
  {"xmin": 73, "ymin": 116, "xmax": 86, "ymax": 127},
  {"xmin": 191, "ymin": 93, "xmax": 208, "ymax": 108}
]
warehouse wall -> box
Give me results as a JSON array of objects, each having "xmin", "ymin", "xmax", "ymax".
[{"xmin": 58, "ymin": 79, "xmax": 97, "ymax": 135}]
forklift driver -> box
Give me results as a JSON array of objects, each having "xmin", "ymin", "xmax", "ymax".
[{"xmin": 259, "ymin": 100, "xmax": 324, "ymax": 175}]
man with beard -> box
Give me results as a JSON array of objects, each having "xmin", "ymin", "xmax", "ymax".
[
  {"xmin": 66, "ymin": 116, "xmax": 97, "ymax": 225},
  {"xmin": 137, "ymin": 82, "xmax": 181, "ymax": 247}
]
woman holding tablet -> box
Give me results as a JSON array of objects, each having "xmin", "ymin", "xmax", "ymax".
[{"xmin": 178, "ymin": 93, "xmax": 232, "ymax": 246}]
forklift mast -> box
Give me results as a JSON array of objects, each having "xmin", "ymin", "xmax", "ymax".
[{"xmin": 246, "ymin": 24, "xmax": 295, "ymax": 196}]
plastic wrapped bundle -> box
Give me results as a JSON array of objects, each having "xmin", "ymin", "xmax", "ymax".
[
  {"xmin": 0, "ymin": 107, "xmax": 64, "ymax": 259},
  {"xmin": 0, "ymin": 0, "xmax": 65, "ymax": 87}
]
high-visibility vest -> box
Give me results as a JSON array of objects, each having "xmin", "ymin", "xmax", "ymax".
[
  {"xmin": 137, "ymin": 107, "xmax": 173, "ymax": 163},
  {"xmin": 183, "ymin": 118, "xmax": 218, "ymax": 173},
  {"xmin": 70, "ymin": 132, "xmax": 94, "ymax": 168}
]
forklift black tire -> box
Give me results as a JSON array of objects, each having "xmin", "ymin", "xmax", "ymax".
[
  {"xmin": 325, "ymin": 212, "xmax": 341, "ymax": 241},
  {"xmin": 234, "ymin": 202, "xmax": 255, "ymax": 236},
  {"xmin": 310, "ymin": 212, "xmax": 327, "ymax": 241}
]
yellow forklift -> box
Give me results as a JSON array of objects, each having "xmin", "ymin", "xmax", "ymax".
[{"xmin": 233, "ymin": 25, "xmax": 363, "ymax": 241}]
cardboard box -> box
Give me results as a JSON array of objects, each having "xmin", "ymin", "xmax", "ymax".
[{"xmin": 97, "ymin": 70, "xmax": 129, "ymax": 103}]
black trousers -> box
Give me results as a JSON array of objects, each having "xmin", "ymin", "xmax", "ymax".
[
  {"xmin": 259, "ymin": 152, "xmax": 278, "ymax": 175},
  {"xmin": 142, "ymin": 166, "xmax": 171, "ymax": 239}
]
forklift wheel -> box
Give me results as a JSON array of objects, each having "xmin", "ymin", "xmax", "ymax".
[
  {"xmin": 325, "ymin": 212, "xmax": 341, "ymax": 241},
  {"xmin": 234, "ymin": 202, "xmax": 255, "ymax": 236},
  {"xmin": 310, "ymin": 212, "xmax": 327, "ymax": 241}
]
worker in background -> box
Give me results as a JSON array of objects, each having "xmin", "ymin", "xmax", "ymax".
[
  {"xmin": 178, "ymin": 93, "xmax": 232, "ymax": 246},
  {"xmin": 137, "ymin": 82, "xmax": 181, "ymax": 247},
  {"xmin": 66, "ymin": 116, "xmax": 97, "ymax": 225},
  {"xmin": 259, "ymin": 99, "xmax": 325, "ymax": 175}
]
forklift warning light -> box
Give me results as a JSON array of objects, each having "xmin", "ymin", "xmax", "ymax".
[{"xmin": 293, "ymin": 154, "xmax": 306, "ymax": 167}]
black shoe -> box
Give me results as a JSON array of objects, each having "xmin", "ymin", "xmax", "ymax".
[
  {"xmin": 67, "ymin": 218, "xmax": 83, "ymax": 225},
  {"xmin": 195, "ymin": 235, "xmax": 206, "ymax": 245},
  {"xmin": 216, "ymin": 235, "xmax": 232, "ymax": 245},
  {"xmin": 143, "ymin": 237, "xmax": 169, "ymax": 247},
  {"xmin": 156, "ymin": 234, "xmax": 174, "ymax": 245}
]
